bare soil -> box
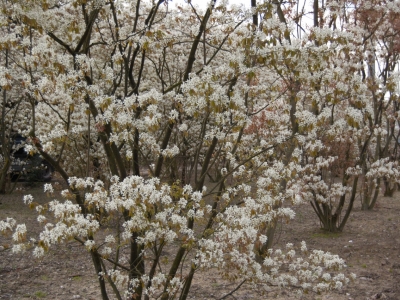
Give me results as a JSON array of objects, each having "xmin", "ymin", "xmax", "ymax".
[{"xmin": 0, "ymin": 182, "xmax": 399, "ymax": 300}]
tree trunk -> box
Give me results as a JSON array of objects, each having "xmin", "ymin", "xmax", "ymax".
[
  {"xmin": 383, "ymin": 178, "xmax": 395, "ymax": 197},
  {"xmin": 0, "ymin": 158, "xmax": 10, "ymax": 194}
]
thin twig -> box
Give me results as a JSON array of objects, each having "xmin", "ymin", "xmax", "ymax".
[{"xmin": 218, "ymin": 280, "xmax": 246, "ymax": 300}]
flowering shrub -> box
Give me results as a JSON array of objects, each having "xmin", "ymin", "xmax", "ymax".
[
  {"xmin": 4, "ymin": 0, "xmax": 400, "ymax": 298},
  {"xmin": 2, "ymin": 178, "xmax": 355, "ymax": 298}
]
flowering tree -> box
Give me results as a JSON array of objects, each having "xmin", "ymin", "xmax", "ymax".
[
  {"xmin": 289, "ymin": 0, "xmax": 375, "ymax": 231},
  {"xmin": 0, "ymin": 12, "xmax": 32, "ymax": 193},
  {"xmin": 0, "ymin": 0, "xmax": 379, "ymax": 298},
  {"xmin": 354, "ymin": 0, "xmax": 400, "ymax": 206},
  {"xmin": 278, "ymin": 0, "xmax": 400, "ymax": 231}
]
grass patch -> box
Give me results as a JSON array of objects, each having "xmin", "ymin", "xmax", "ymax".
[
  {"xmin": 0, "ymin": 203, "xmax": 11, "ymax": 210},
  {"xmin": 40, "ymin": 275, "xmax": 49, "ymax": 281},
  {"xmin": 71, "ymin": 275, "xmax": 82, "ymax": 281},
  {"xmin": 311, "ymin": 232, "xmax": 341, "ymax": 238},
  {"xmin": 34, "ymin": 291, "xmax": 47, "ymax": 298}
]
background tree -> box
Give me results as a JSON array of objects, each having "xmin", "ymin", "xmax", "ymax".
[
  {"xmin": 282, "ymin": 0, "xmax": 400, "ymax": 230},
  {"xmin": 0, "ymin": 12, "xmax": 31, "ymax": 194}
]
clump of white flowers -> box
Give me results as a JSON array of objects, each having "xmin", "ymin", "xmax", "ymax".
[
  {"xmin": 0, "ymin": 217, "xmax": 16, "ymax": 234},
  {"xmin": 1, "ymin": 175, "xmax": 354, "ymax": 298}
]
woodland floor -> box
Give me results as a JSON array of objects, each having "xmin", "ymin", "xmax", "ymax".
[{"xmin": 0, "ymin": 179, "xmax": 399, "ymax": 300}]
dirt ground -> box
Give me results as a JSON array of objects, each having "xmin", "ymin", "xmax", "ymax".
[{"xmin": 0, "ymin": 182, "xmax": 399, "ymax": 300}]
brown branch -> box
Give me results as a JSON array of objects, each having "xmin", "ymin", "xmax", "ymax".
[{"xmin": 218, "ymin": 280, "xmax": 246, "ymax": 300}]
